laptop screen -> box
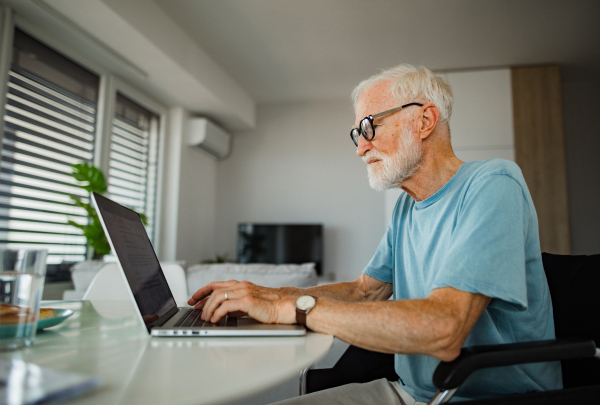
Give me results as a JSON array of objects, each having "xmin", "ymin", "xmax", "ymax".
[{"xmin": 93, "ymin": 193, "xmax": 176, "ymax": 318}]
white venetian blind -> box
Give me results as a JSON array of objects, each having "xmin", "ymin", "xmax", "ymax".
[
  {"xmin": 108, "ymin": 93, "xmax": 159, "ymax": 240},
  {"xmin": 0, "ymin": 29, "xmax": 99, "ymax": 265}
]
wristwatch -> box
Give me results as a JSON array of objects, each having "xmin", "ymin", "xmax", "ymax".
[{"xmin": 295, "ymin": 295, "xmax": 317, "ymax": 327}]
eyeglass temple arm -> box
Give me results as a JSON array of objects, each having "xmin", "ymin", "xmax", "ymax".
[{"xmin": 371, "ymin": 103, "xmax": 424, "ymax": 119}]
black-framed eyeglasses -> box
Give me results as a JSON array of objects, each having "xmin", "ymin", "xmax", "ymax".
[{"xmin": 350, "ymin": 102, "xmax": 423, "ymax": 147}]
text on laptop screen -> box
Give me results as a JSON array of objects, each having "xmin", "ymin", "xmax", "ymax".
[{"xmin": 94, "ymin": 194, "xmax": 176, "ymax": 317}]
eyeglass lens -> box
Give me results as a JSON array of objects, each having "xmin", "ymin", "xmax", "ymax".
[
  {"xmin": 360, "ymin": 118, "xmax": 374, "ymax": 140},
  {"xmin": 350, "ymin": 118, "xmax": 375, "ymax": 146},
  {"xmin": 350, "ymin": 129, "xmax": 359, "ymax": 146}
]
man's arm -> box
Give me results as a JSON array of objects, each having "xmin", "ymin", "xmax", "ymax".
[
  {"xmin": 305, "ymin": 287, "xmax": 491, "ymax": 362},
  {"xmin": 189, "ymin": 279, "xmax": 490, "ymax": 362},
  {"xmin": 278, "ymin": 273, "xmax": 394, "ymax": 302},
  {"xmin": 187, "ymin": 273, "xmax": 392, "ymax": 310}
]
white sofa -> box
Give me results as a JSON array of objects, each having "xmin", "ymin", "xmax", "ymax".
[
  {"xmin": 186, "ymin": 262, "xmax": 318, "ymax": 296},
  {"xmin": 65, "ymin": 261, "xmax": 319, "ymax": 301}
]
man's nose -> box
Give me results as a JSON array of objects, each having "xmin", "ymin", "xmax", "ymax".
[{"xmin": 356, "ymin": 134, "xmax": 372, "ymax": 157}]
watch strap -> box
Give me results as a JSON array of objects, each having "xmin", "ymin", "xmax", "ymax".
[
  {"xmin": 296, "ymin": 308, "xmax": 308, "ymax": 326},
  {"xmin": 295, "ymin": 295, "xmax": 316, "ymax": 327}
]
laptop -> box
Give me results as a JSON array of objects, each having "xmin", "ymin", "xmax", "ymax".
[{"xmin": 91, "ymin": 192, "xmax": 306, "ymax": 337}]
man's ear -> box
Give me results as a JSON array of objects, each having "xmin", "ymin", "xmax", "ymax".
[{"xmin": 418, "ymin": 104, "xmax": 440, "ymax": 139}]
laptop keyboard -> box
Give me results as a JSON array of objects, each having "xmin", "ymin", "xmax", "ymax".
[{"xmin": 174, "ymin": 309, "xmax": 237, "ymax": 328}]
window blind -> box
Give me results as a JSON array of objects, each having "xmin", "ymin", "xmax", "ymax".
[
  {"xmin": 0, "ymin": 29, "xmax": 99, "ymax": 265},
  {"xmin": 108, "ymin": 93, "xmax": 159, "ymax": 240}
]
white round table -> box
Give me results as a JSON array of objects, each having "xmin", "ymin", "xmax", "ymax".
[{"xmin": 0, "ymin": 300, "xmax": 333, "ymax": 405}]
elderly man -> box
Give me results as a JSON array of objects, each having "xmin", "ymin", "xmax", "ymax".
[{"xmin": 189, "ymin": 64, "xmax": 561, "ymax": 404}]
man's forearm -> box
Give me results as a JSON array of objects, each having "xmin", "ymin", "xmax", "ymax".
[
  {"xmin": 303, "ymin": 288, "xmax": 491, "ymax": 362},
  {"xmin": 277, "ymin": 281, "xmax": 367, "ymax": 302},
  {"xmin": 278, "ymin": 274, "xmax": 392, "ymax": 303}
]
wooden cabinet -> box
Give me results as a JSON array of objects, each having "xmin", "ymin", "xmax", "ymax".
[{"xmin": 512, "ymin": 66, "xmax": 570, "ymax": 254}]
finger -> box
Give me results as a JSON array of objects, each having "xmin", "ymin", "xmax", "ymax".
[
  {"xmin": 188, "ymin": 285, "xmax": 214, "ymax": 305},
  {"xmin": 201, "ymin": 283, "xmax": 261, "ymax": 320},
  {"xmin": 201, "ymin": 288, "xmax": 232, "ymax": 321},
  {"xmin": 210, "ymin": 298, "xmax": 250, "ymax": 323},
  {"xmin": 192, "ymin": 295, "xmax": 210, "ymax": 310},
  {"xmin": 189, "ymin": 280, "xmax": 239, "ymax": 305}
]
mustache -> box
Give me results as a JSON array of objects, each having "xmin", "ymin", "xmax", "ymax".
[{"xmin": 362, "ymin": 150, "xmax": 385, "ymax": 164}]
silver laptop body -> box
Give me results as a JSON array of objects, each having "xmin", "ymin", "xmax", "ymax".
[{"xmin": 92, "ymin": 192, "xmax": 306, "ymax": 337}]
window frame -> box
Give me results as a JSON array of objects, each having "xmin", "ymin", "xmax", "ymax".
[
  {"xmin": 0, "ymin": 8, "xmax": 167, "ymax": 258},
  {"xmin": 96, "ymin": 76, "xmax": 167, "ymax": 250}
]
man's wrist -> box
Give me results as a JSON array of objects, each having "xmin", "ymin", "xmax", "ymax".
[
  {"xmin": 295, "ymin": 295, "xmax": 317, "ymax": 327},
  {"xmin": 275, "ymin": 298, "xmax": 298, "ymax": 324},
  {"xmin": 277, "ymin": 286, "xmax": 304, "ymax": 298}
]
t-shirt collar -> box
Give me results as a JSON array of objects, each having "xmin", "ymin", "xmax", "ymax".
[{"xmin": 414, "ymin": 162, "xmax": 470, "ymax": 209}]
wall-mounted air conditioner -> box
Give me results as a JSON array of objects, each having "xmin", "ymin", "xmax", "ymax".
[{"xmin": 188, "ymin": 117, "xmax": 232, "ymax": 159}]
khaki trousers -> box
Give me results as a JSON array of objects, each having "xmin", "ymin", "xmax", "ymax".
[{"xmin": 269, "ymin": 378, "xmax": 427, "ymax": 405}]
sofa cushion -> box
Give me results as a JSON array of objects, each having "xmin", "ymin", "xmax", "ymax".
[{"xmin": 186, "ymin": 263, "xmax": 318, "ymax": 295}]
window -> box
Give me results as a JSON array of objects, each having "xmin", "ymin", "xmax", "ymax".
[
  {"xmin": 0, "ymin": 29, "xmax": 99, "ymax": 266},
  {"xmin": 0, "ymin": 29, "xmax": 162, "ymax": 278},
  {"xmin": 109, "ymin": 93, "xmax": 159, "ymax": 239}
]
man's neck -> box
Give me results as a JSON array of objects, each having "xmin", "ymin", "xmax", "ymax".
[{"xmin": 400, "ymin": 154, "xmax": 464, "ymax": 202}]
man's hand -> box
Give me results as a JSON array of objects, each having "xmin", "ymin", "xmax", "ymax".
[{"xmin": 187, "ymin": 280, "xmax": 297, "ymax": 324}]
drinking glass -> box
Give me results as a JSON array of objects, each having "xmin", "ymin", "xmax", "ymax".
[{"xmin": 0, "ymin": 249, "xmax": 47, "ymax": 350}]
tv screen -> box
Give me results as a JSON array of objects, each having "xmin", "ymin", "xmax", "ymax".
[{"xmin": 237, "ymin": 224, "xmax": 323, "ymax": 275}]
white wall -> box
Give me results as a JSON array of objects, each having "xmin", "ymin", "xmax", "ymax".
[
  {"xmin": 444, "ymin": 68, "xmax": 515, "ymax": 160},
  {"xmin": 214, "ymin": 101, "xmax": 386, "ymax": 282},
  {"xmin": 159, "ymin": 107, "xmax": 218, "ymax": 267}
]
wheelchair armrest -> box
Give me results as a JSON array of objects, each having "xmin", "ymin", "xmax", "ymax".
[{"xmin": 432, "ymin": 338, "xmax": 596, "ymax": 390}]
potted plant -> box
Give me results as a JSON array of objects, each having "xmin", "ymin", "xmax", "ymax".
[
  {"xmin": 68, "ymin": 162, "xmax": 147, "ymax": 260},
  {"xmin": 200, "ymin": 252, "xmax": 232, "ymax": 264}
]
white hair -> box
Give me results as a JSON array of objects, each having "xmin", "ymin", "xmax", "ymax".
[{"xmin": 352, "ymin": 64, "xmax": 454, "ymax": 124}]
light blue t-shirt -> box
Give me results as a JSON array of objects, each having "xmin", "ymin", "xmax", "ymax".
[{"xmin": 363, "ymin": 159, "xmax": 562, "ymax": 402}]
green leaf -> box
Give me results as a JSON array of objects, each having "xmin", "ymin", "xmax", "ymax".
[
  {"xmin": 70, "ymin": 196, "xmax": 96, "ymax": 218},
  {"xmin": 72, "ymin": 163, "xmax": 107, "ymax": 194},
  {"xmin": 137, "ymin": 212, "xmax": 148, "ymax": 225},
  {"xmin": 68, "ymin": 162, "xmax": 110, "ymax": 257},
  {"xmin": 201, "ymin": 252, "xmax": 231, "ymax": 264},
  {"xmin": 67, "ymin": 162, "xmax": 151, "ymax": 258},
  {"xmin": 85, "ymin": 218, "xmax": 111, "ymax": 256},
  {"xmin": 67, "ymin": 220, "xmax": 86, "ymax": 232}
]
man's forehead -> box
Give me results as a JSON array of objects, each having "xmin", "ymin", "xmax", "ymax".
[{"xmin": 355, "ymin": 81, "xmax": 395, "ymax": 117}]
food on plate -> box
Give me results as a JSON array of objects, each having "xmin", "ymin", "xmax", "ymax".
[
  {"xmin": 0, "ymin": 304, "xmax": 56, "ymax": 324},
  {"xmin": 39, "ymin": 308, "xmax": 57, "ymax": 319}
]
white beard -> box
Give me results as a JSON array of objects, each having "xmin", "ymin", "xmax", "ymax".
[{"xmin": 363, "ymin": 126, "xmax": 424, "ymax": 191}]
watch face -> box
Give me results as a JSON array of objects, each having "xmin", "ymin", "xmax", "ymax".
[{"xmin": 296, "ymin": 295, "xmax": 316, "ymax": 310}]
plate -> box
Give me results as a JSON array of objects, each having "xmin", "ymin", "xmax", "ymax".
[
  {"xmin": 37, "ymin": 309, "xmax": 74, "ymax": 330},
  {"xmin": 0, "ymin": 309, "xmax": 74, "ymax": 338}
]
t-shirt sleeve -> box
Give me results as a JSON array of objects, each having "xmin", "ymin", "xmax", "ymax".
[
  {"xmin": 432, "ymin": 173, "xmax": 530, "ymax": 311},
  {"xmin": 363, "ymin": 220, "xmax": 395, "ymax": 283}
]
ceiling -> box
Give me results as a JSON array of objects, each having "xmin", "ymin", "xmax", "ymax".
[{"xmin": 153, "ymin": 0, "xmax": 600, "ymax": 104}]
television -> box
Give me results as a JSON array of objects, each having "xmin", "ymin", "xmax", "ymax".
[{"xmin": 237, "ymin": 224, "xmax": 323, "ymax": 275}]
